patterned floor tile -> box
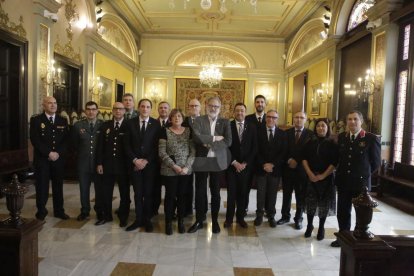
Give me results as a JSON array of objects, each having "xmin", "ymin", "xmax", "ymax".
[
  {"xmin": 110, "ymin": 262, "xmax": 155, "ymax": 276},
  {"xmin": 233, "ymin": 267, "xmax": 274, "ymax": 276}
]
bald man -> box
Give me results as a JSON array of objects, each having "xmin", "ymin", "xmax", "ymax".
[{"xmin": 30, "ymin": 96, "xmax": 70, "ymax": 221}]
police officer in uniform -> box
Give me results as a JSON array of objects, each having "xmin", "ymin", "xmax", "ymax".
[
  {"xmin": 96, "ymin": 102, "xmax": 129, "ymax": 226},
  {"xmin": 30, "ymin": 96, "xmax": 69, "ymax": 220},
  {"xmin": 331, "ymin": 110, "xmax": 381, "ymax": 247},
  {"xmin": 71, "ymin": 101, "xmax": 103, "ymax": 221}
]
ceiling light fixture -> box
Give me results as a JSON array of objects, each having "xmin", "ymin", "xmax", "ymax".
[{"xmin": 199, "ymin": 65, "xmax": 222, "ymax": 88}]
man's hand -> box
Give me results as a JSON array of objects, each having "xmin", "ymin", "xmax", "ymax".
[
  {"xmin": 97, "ymin": 165, "xmax": 104, "ymax": 175},
  {"xmin": 134, "ymin": 159, "xmax": 148, "ymax": 171},
  {"xmin": 215, "ymin": 135, "xmax": 224, "ymax": 141},
  {"xmin": 263, "ymin": 163, "xmax": 274, "ymax": 173},
  {"xmin": 48, "ymin": 151, "xmax": 59, "ymax": 161},
  {"xmin": 288, "ymin": 158, "xmax": 297, "ymax": 169}
]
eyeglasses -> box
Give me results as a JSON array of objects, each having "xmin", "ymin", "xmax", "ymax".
[
  {"xmin": 112, "ymin": 107, "xmax": 125, "ymax": 111},
  {"xmin": 294, "ymin": 116, "xmax": 306, "ymax": 119},
  {"xmin": 189, "ymin": 105, "xmax": 200, "ymax": 108},
  {"xmin": 267, "ymin": 116, "xmax": 279, "ymax": 119},
  {"xmin": 208, "ymin": 105, "xmax": 220, "ymax": 109}
]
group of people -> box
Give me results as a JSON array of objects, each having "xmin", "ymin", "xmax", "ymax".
[{"xmin": 30, "ymin": 94, "xmax": 380, "ymax": 246}]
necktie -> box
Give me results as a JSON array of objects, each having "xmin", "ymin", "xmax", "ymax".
[
  {"xmin": 268, "ymin": 128, "xmax": 274, "ymax": 141},
  {"xmin": 238, "ymin": 122, "xmax": 243, "ymax": 141},
  {"xmin": 49, "ymin": 116, "xmax": 53, "ymax": 124},
  {"xmin": 115, "ymin": 121, "xmax": 119, "ymax": 130},
  {"xmin": 295, "ymin": 129, "xmax": 301, "ymax": 143},
  {"xmin": 191, "ymin": 117, "xmax": 194, "ymax": 125},
  {"xmin": 140, "ymin": 120, "xmax": 146, "ymax": 135},
  {"xmin": 162, "ymin": 120, "xmax": 166, "ymax": 127},
  {"xmin": 258, "ymin": 117, "xmax": 262, "ymax": 123},
  {"xmin": 126, "ymin": 113, "xmax": 131, "ymax": 120},
  {"xmin": 351, "ymin": 134, "xmax": 355, "ymax": 142},
  {"xmin": 90, "ymin": 123, "xmax": 94, "ymax": 132}
]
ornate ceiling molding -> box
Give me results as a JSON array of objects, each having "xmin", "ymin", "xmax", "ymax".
[{"xmin": 0, "ymin": 0, "xmax": 27, "ymax": 39}]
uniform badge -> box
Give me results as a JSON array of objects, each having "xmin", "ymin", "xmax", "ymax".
[
  {"xmin": 41, "ymin": 123, "xmax": 45, "ymax": 129},
  {"xmin": 106, "ymin": 128, "xmax": 110, "ymax": 134},
  {"xmin": 359, "ymin": 141, "xmax": 366, "ymax": 147},
  {"xmin": 80, "ymin": 128, "xmax": 86, "ymax": 134}
]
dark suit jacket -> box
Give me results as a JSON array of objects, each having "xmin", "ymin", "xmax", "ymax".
[
  {"xmin": 123, "ymin": 117, "xmax": 161, "ymax": 167},
  {"xmin": 29, "ymin": 113, "xmax": 69, "ymax": 166},
  {"xmin": 284, "ymin": 127, "xmax": 314, "ymax": 178},
  {"xmin": 192, "ymin": 115, "xmax": 232, "ymax": 171},
  {"xmin": 335, "ymin": 130, "xmax": 381, "ymax": 191},
  {"xmin": 157, "ymin": 117, "xmax": 172, "ymax": 129},
  {"xmin": 256, "ymin": 127, "xmax": 287, "ymax": 177},
  {"xmin": 228, "ymin": 120, "xmax": 257, "ymax": 168},
  {"xmin": 96, "ymin": 120, "xmax": 127, "ymax": 174},
  {"xmin": 245, "ymin": 113, "xmax": 266, "ymax": 130}
]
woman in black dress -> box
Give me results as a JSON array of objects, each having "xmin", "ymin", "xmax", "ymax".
[{"xmin": 302, "ymin": 118, "xmax": 337, "ymax": 240}]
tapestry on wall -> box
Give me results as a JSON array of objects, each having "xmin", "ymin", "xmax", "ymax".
[{"xmin": 176, "ymin": 78, "xmax": 245, "ymax": 119}]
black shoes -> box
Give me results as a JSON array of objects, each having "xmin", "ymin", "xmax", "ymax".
[
  {"xmin": 212, "ymin": 221, "xmax": 220, "ymax": 234},
  {"xmin": 119, "ymin": 220, "xmax": 127, "ymax": 227},
  {"xmin": 237, "ymin": 219, "xmax": 248, "ymax": 228},
  {"xmin": 54, "ymin": 213, "xmax": 70, "ymax": 220},
  {"xmin": 36, "ymin": 212, "xmax": 47, "ymax": 221},
  {"xmin": 277, "ymin": 217, "xmax": 290, "ymax": 225},
  {"xmin": 145, "ymin": 222, "xmax": 154, "ymax": 233},
  {"xmin": 223, "ymin": 220, "xmax": 232, "ymax": 228},
  {"xmin": 188, "ymin": 221, "xmax": 203, "ymax": 233},
  {"xmin": 304, "ymin": 225, "xmax": 314, "ymax": 238},
  {"xmin": 77, "ymin": 213, "xmax": 89, "ymax": 221},
  {"xmin": 294, "ymin": 220, "xmax": 303, "ymax": 230},
  {"xmin": 95, "ymin": 219, "xmax": 106, "ymax": 226},
  {"xmin": 317, "ymin": 228, "xmax": 325, "ymax": 241},
  {"xmin": 268, "ymin": 218, "xmax": 277, "ymax": 228},
  {"xmin": 126, "ymin": 220, "xmax": 142, "ymax": 232},
  {"xmin": 165, "ymin": 222, "xmax": 173, "ymax": 235},
  {"xmin": 331, "ymin": 240, "xmax": 340, "ymax": 247},
  {"xmin": 254, "ymin": 216, "xmax": 263, "ymax": 226}
]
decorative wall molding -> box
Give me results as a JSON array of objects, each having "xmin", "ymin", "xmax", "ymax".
[{"xmin": 0, "ymin": 0, "xmax": 26, "ymax": 39}]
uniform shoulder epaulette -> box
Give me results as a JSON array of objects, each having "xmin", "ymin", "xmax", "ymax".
[{"xmin": 31, "ymin": 113, "xmax": 41, "ymax": 118}]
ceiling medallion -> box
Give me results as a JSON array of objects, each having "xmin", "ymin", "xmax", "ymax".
[
  {"xmin": 199, "ymin": 65, "xmax": 222, "ymax": 88},
  {"xmin": 169, "ymin": 0, "xmax": 258, "ymax": 14}
]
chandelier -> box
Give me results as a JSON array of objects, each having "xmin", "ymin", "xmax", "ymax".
[
  {"xmin": 344, "ymin": 69, "xmax": 379, "ymax": 102},
  {"xmin": 199, "ymin": 65, "xmax": 222, "ymax": 87},
  {"xmin": 169, "ymin": 0, "xmax": 258, "ymax": 14}
]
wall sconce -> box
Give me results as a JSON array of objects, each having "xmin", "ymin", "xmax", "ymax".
[
  {"xmin": 343, "ymin": 69, "xmax": 379, "ymax": 101},
  {"xmin": 89, "ymin": 76, "xmax": 103, "ymax": 96},
  {"xmin": 147, "ymin": 84, "xmax": 162, "ymax": 106},
  {"xmin": 317, "ymin": 83, "xmax": 332, "ymax": 103},
  {"xmin": 41, "ymin": 59, "xmax": 62, "ymax": 88}
]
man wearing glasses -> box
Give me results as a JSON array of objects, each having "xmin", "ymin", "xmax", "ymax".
[
  {"xmin": 71, "ymin": 101, "xmax": 103, "ymax": 221},
  {"xmin": 188, "ymin": 97, "xmax": 232, "ymax": 234},
  {"xmin": 96, "ymin": 102, "xmax": 129, "ymax": 226},
  {"xmin": 278, "ymin": 111, "xmax": 314, "ymax": 230},
  {"xmin": 254, "ymin": 110, "xmax": 286, "ymax": 228}
]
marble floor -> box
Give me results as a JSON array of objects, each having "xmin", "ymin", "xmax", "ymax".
[{"xmin": 1, "ymin": 181, "xmax": 414, "ymax": 276}]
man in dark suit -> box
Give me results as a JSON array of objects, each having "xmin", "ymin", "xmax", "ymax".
[
  {"xmin": 182, "ymin": 98, "xmax": 201, "ymax": 216},
  {"xmin": 71, "ymin": 101, "xmax": 103, "ymax": 221},
  {"xmin": 123, "ymin": 93, "xmax": 138, "ymax": 119},
  {"xmin": 153, "ymin": 101, "xmax": 171, "ymax": 216},
  {"xmin": 331, "ymin": 110, "xmax": 381, "ymax": 247},
  {"xmin": 254, "ymin": 110, "xmax": 286, "ymax": 228},
  {"xmin": 30, "ymin": 96, "xmax": 69, "ymax": 220},
  {"xmin": 244, "ymin": 94, "xmax": 267, "ymax": 213},
  {"xmin": 96, "ymin": 102, "xmax": 129, "ymax": 226},
  {"xmin": 188, "ymin": 96, "xmax": 232, "ymax": 234},
  {"xmin": 225, "ymin": 103, "xmax": 257, "ymax": 228},
  {"xmin": 124, "ymin": 99, "xmax": 161, "ymax": 232},
  {"xmin": 278, "ymin": 111, "xmax": 313, "ymax": 229}
]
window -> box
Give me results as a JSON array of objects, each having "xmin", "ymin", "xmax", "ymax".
[{"xmin": 347, "ymin": 0, "xmax": 375, "ymax": 32}]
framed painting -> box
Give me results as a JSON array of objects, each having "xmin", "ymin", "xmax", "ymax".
[
  {"xmin": 311, "ymin": 83, "xmax": 321, "ymax": 115},
  {"xmin": 99, "ymin": 76, "xmax": 113, "ymax": 109}
]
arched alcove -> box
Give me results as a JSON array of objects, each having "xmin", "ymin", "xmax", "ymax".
[{"xmin": 286, "ymin": 18, "xmax": 327, "ymax": 67}]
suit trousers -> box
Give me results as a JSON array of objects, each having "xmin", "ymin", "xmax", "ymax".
[
  {"xmin": 131, "ymin": 164, "xmax": 156, "ymax": 224},
  {"xmin": 34, "ymin": 159, "xmax": 65, "ymax": 216},
  {"xmin": 164, "ymin": 175, "xmax": 189, "ymax": 222},
  {"xmin": 337, "ymin": 189, "xmax": 360, "ymax": 231},
  {"xmin": 195, "ymin": 171, "xmax": 222, "ymax": 222},
  {"xmin": 256, "ymin": 174, "xmax": 280, "ymax": 218},
  {"xmin": 78, "ymin": 171, "xmax": 97, "ymax": 215},
  {"xmin": 226, "ymin": 167, "xmax": 251, "ymax": 222},
  {"xmin": 152, "ymin": 165, "xmax": 162, "ymax": 214},
  {"xmin": 281, "ymin": 169, "xmax": 306, "ymax": 221},
  {"xmin": 116, "ymin": 173, "xmax": 131, "ymax": 221}
]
